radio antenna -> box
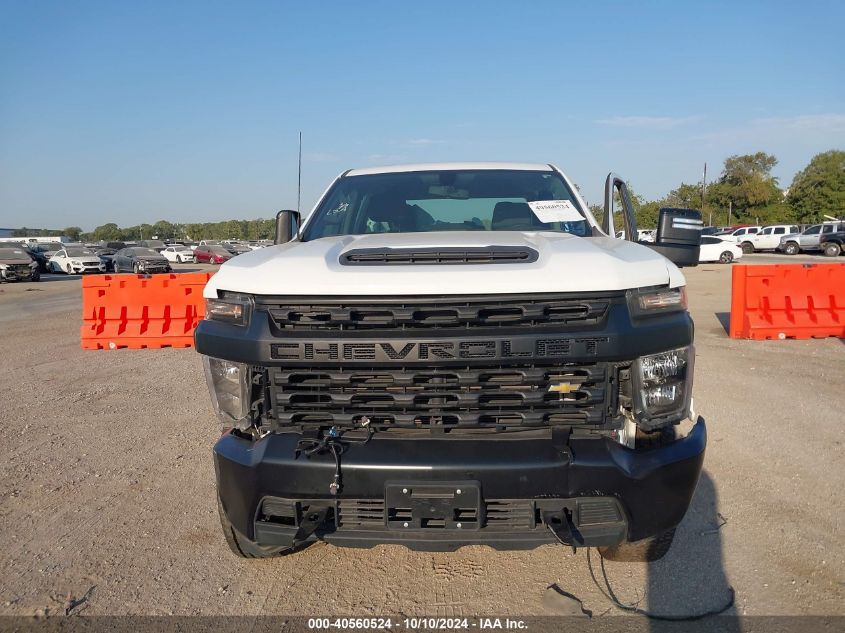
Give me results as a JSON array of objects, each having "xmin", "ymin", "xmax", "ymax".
[{"xmin": 297, "ymin": 131, "xmax": 302, "ymax": 214}]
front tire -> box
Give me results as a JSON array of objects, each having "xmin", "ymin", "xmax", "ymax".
[
  {"xmin": 719, "ymin": 251, "xmax": 734, "ymax": 264},
  {"xmin": 822, "ymin": 242, "xmax": 841, "ymax": 257},
  {"xmin": 784, "ymin": 242, "xmax": 800, "ymax": 255},
  {"xmin": 133, "ymin": 262, "xmax": 140, "ymax": 274},
  {"xmin": 66, "ymin": 263, "xmax": 73, "ymax": 274},
  {"xmin": 740, "ymin": 242, "xmax": 754, "ymax": 254},
  {"xmin": 217, "ymin": 496, "xmax": 304, "ymax": 558},
  {"xmin": 598, "ymin": 528, "xmax": 676, "ymax": 563}
]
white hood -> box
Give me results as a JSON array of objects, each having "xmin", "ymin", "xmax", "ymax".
[{"xmin": 204, "ymin": 231, "xmax": 685, "ymax": 298}]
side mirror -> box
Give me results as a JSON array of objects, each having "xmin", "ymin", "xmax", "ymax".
[
  {"xmin": 645, "ymin": 207, "xmax": 703, "ymax": 267},
  {"xmin": 603, "ymin": 173, "xmax": 637, "ymax": 242},
  {"xmin": 274, "ymin": 209, "xmax": 301, "ymax": 244}
]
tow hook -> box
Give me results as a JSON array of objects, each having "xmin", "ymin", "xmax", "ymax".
[
  {"xmin": 292, "ymin": 505, "xmax": 331, "ymax": 546},
  {"xmin": 543, "ymin": 508, "xmax": 583, "ymax": 553}
]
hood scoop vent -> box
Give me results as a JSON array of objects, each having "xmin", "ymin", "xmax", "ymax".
[{"xmin": 340, "ymin": 246, "xmax": 539, "ymax": 266}]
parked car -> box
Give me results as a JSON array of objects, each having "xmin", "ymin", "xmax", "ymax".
[
  {"xmin": 193, "ymin": 245, "xmax": 233, "ymax": 264},
  {"xmin": 102, "ymin": 241, "xmax": 127, "ymax": 250},
  {"xmin": 741, "ymin": 224, "xmax": 801, "ymax": 253},
  {"xmin": 698, "ymin": 236, "xmax": 743, "ymax": 264},
  {"xmin": 162, "ymin": 245, "xmax": 196, "ymax": 263},
  {"xmin": 112, "ymin": 247, "xmax": 172, "ymax": 273},
  {"xmin": 778, "ymin": 222, "xmax": 845, "ymax": 255},
  {"xmin": 139, "ymin": 239, "xmax": 168, "ymax": 253},
  {"xmin": 219, "ymin": 241, "xmax": 248, "ymax": 255},
  {"xmin": 91, "ymin": 247, "xmax": 117, "ymax": 271},
  {"xmin": 820, "ymin": 224, "xmax": 845, "ymax": 257},
  {"xmin": 27, "ymin": 242, "xmax": 64, "ymax": 272},
  {"xmin": 48, "ymin": 247, "xmax": 106, "ymax": 274},
  {"xmin": 0, "ymin": 246, "xmax": 40, "ymax": 282}
]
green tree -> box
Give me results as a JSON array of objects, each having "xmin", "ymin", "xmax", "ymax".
[
  {"xmin": 62, "ymin": 226, "xmax": 83, "ymax": 241},
  {"xmin": 665, "ymin": 183, "xmax": 703, "ymax": 210},
  {"xmin": 151, "ymin": 220, "xmax": 177, "ymax": 240},
  {"xmin": 787, "ymin": 150, "xmax": 845, "ymax": 223},
  {"xmin": 92, "ymin": 223, "xmax": 122, "ymax": 241},
  {"xmin": 706, "ymin": 152, "xmax": 783, "ymax": 220}
]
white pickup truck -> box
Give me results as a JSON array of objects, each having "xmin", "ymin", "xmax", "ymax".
[{"xmin": 196, "ymin": 162, "xmax": 705, "ymax": 563}]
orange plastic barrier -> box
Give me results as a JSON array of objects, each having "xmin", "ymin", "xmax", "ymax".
[
  {"xmin": 729, "ymin": 264, "xmax": 845, "ymax": 340},
  {"xmin": 81, "ymin": 273, "xmax": 213, "ymax": 350}
]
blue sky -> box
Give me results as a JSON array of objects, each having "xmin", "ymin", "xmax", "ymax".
[{"xmin": 1, "ymin": 0, "xmax": 843, "ymax": 229}]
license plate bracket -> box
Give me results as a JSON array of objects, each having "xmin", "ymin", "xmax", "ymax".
[{"xmin": 385, "ymin": 481, "xmax": 482, "ymax": 530}]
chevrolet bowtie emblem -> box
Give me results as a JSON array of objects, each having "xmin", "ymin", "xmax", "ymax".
[{"xmin": 548, "ymin": 382, "xmax": 575, "ymax": 394}]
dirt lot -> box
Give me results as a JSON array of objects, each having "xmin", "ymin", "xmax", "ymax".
[{"xmin": 0, "ymin": 256, "xmax": 842, "ymax": 617}]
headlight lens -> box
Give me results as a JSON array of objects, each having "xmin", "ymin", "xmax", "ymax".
[
  {"xmin": 202, "ymin": 356, "xmax": 251, "ymax": 429},
  {"xmin": 633, "ymin": 346, "xmax": 694, "ymax": 429},
  {"xmin": 205, "ymin": 293, "xmax": 253, "ymax": 327},
  {"xmin": 71, "ymin": 260, "xmax": 81, "ymax": 265},
  {"xmin": 628, "ymin": 286, "xmax": 687, "ymax": 317}
]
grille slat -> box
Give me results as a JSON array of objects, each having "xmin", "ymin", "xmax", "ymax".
[
  {"xmin": 264, "ymin": 295, "xmax": 610, "ymax": 331},
  {"xmin": 270, "ymin": 363, "xmax": 610, "ymax": 428}
]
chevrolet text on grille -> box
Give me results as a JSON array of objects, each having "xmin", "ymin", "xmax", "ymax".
[{"xmin": 270, "ymin": 337, "xmax": 611, "ymax": 362}]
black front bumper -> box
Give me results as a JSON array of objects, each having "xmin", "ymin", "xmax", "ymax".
[{"xmin": 215, "ymin": 418, "xmax": 706, "ymax": 552}]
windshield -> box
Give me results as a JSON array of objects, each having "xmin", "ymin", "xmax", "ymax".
[
  {"xmin": 209, "ymin": 246, "xmax": 231, "ymax": 255},
  {"xmin": 302, "ymin": 169, "xmax": 590, "ymax": 240},
  {"xmin": 67, "ymin": 248, "xmax": 95, "ymax": 257},
  {"xmin": 0, "ymin": 248, "xmax": 29, "ymax": 258},
  {"xmin": 134, "ymin": 248, "xmax": 161, "ymax": 257}
]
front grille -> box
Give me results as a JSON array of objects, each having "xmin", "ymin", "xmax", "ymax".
[
  {"xmin": 337, "ymin": 498, "xmax": 533, "ymax": 529},
  {"xmin": 262, "ymin": 294, "xmax": 612, "ymax": 331},
  {"xmin": 269, "ymin": 362, "xmax": 613, "ymax": 428}
]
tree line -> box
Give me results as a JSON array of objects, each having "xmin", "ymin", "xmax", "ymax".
[
  {"xmin": 13, "ymin": 149, "xmax": 843, "ymax": 242},
  {"xmin": 589, "ymin": 149, "xmax": 843, "ymax": 229}
]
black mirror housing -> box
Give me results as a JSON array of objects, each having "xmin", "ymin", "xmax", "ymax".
[
  {"xmin": 275, "ymin": 209, "xmax": 301, "ymax": 244},
  {"xmin": 645, "ymin": 207, "xmax": 703, "ymax": 267}
]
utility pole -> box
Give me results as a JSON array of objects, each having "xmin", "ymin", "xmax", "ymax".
[
  {"xmin": 701, "ymin": 162, "xmax": 707, "ymax": 216},
  {"xmin": 297, "ymin": 132, "xmax": 302, "ymax": 215},
  {"xmin": 728, "ymin": 201, "xmax": 732, "ymax": 226}
]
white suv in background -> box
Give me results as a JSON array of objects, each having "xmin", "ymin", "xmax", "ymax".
[{"xmin": 741, "ymin": 224, "xmax": 800, "ymax": 253}]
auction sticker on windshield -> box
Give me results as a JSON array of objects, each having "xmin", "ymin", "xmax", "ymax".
[{"xmin": 528, "ymin": 200, "xmax": 582, "ymax": 223}]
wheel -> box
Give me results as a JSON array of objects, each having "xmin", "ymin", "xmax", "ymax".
[
  {"xmin": 719, "ymin": 251, "xmax": 734, "ymax": 264},
  {"xmin": 598, "ymin": 528, "xmax": 677, "ymax": 562},
  {"xmin": 192, "ymin": 257, "xmax": 197, "ymax": 264},
  {"xmin": 66, "ymin": 263, "xmax": 73, "ymax": 274},
  {"xmin": 784, "ymin": 242, "xmax": 800, "ymax": 255},
  {"xmin": 133, "ymin": 262, "xmax": 140, "ymax": 274},
  {"xmin": 822, "ymin": 242, "xmax": 841, "ymax": 257},
  {"xmin": 217, "ymin": 496, "xmax": 305, "ymax": 558},
  {"xmin": 176, "ymin": 256, "xmax": 183, "ymax": 263},
  {"xmin": 740, "ymin": 242, "xmax": 754, "ymax": 254},
  {"xmin": 30, "ymin": 269, "xmax": 40, "ymax": 282}
]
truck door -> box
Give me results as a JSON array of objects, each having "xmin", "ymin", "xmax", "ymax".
[{"xmin": 799, "ymin": 225, "xmax": 822, "ymax": 249}]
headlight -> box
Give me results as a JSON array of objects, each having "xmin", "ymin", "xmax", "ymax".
[
  {"xmin": 627, "ymin": 286, "xmax": 687, "ymax": 317},
  {"xmin": 71, "ymin": 260, "xmax": 81, "ymax": 265},
  {"xmin": 205, "ymin": 293, "xmax": 253, "ymax": 327},
  {"xmin": 632, "ymin": 346, "xmax": 694, "ymax": 429},
  {"xmin": 202, "ymin": 356, "xmax": 251, "ymax": 429}
]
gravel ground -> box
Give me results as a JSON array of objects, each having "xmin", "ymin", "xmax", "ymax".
[{"xmin": 0, "ymin": 256, "xmax": 842, "ymax": 618}]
